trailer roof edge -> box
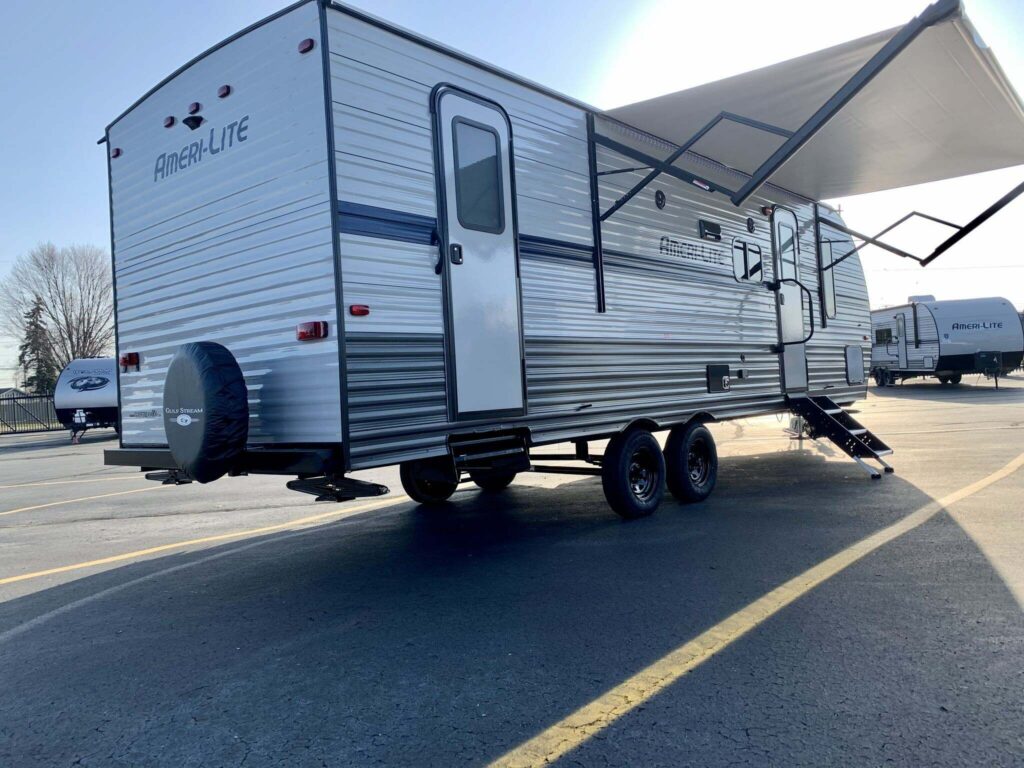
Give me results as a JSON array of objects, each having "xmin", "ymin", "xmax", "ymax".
[{"xmin": 104, "ymin": 0, "xmax": 317, "ymax": 133}]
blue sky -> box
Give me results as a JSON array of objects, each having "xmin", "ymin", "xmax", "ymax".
[{"xmin": 1, "ymin": 0, "xmax": 1023, "ymax": 384}]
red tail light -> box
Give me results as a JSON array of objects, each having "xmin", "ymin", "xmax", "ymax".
[
  {"xmin": 119, "ymin": 352, "xmax": 140, "ymax": 371},
  {"xmin": 296, "ymin": 321, "xmax": 328, "ymax": 341},
  {"xmin": 349, "ymin": 304, "xmax": 370, "ymax": 317}
]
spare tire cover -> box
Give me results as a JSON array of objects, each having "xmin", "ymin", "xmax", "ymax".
[{"xmin": 163, "ymin": 342, "xmax": 248, "ymax": 483}]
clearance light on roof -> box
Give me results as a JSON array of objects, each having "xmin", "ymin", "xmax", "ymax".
[
  {"xmin": 296, "ymin": 321, "xmax": 328, "ymax": 341},
  {"xmin": 218, "ymin": 84, "xmax": 232, "ymax": 98},
  {"xmin": 111, "ymin": 147, "xmax": 122, "ymax": 159},
  {"xmin": 164, "ymin": 116, "xmax": 175, "ymax": 128},
  {"xmin": 298, "ymin": 38, "xmax": 316, "ymax": 54},
  {"xmin": 188, "ymin": 102, "xmax": 202, "ymax": 115}
]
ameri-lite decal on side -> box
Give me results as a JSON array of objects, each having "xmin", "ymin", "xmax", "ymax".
[{"xmin": 153, "ymin": 115, "xmax": 250, "ymax": 182}]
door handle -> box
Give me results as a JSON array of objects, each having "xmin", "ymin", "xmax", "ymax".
[{"xmin": 449, "ymin": 243, "xmax": 463, "ymax": 265}]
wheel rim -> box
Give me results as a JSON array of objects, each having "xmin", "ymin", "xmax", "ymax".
[
  {"xmin": 628, "ymin": 447, "xmax": 659, "ymax": 502},
  {"xmin": 687, "ymin": 438, "xmax": 710, "ymax": 487}
]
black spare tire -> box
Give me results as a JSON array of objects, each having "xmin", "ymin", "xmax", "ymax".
[{"xmin": 164, "ymin": 342, "xmax": 248, "ymax": 483}]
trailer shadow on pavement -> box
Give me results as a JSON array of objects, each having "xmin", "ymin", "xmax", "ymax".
[{"xmin": 1, "ymin": 450, "xmax": 1021, "ymax": 767}]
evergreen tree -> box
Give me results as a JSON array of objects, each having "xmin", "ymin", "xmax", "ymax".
[{"xmin": 17, "ymin": 296, "xmax": 58, "ymax": 394}]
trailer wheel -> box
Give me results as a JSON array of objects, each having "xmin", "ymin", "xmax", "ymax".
[
  {"xmin": 664, "ymin": 423, "xmax": 718, "ymax": 503},
  {"xmin": 469, "ymin": 469, "xmax": 516, "ymax": 491},
  {"xmin": 873, "ymin": 370, "xmax": 888, "ymax": 387},
  {"xmin": 400, "ymin": 459, "xmax": 458, "ymax": 505},
  {"xmin": 948, "ymin": 373, "xmax": 962, "ymax": 385},
  {"xmin": 937, "ymin": 375, "xmax": 949, "ymax": 385},
  {"xmin": 601, "ymin": 429, "xmax": 665, "ymax": 519}
]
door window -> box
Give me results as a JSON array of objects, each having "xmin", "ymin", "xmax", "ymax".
[
  {"xmin": 777, "ymin": 222, "xmax": 798, "ymax": 280},
  {"xmin": 452, "ymin": 118, "xmax": 504, "ymax": 234}
]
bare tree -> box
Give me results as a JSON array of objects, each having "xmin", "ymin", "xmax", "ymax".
[{"xmin": 0, "ymin": 243, "xmax": 114, "ymax": 369}]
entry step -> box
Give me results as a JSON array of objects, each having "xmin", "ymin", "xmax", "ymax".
[{"xmin": 786, "ymin": 394, "xmax": 894, "ymax": 479}]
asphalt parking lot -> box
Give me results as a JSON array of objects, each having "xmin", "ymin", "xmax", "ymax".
[{"xmin": 1, "ymin": 377, "xmax": 1022, "ymax": 767}]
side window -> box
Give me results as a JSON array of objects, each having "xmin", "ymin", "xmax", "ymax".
[
  {"xmin": 874, "ymin": 328, "xmax": 893, "ymax": 345},
  {"xmin": 732, "ymin": 238, "xmax": 764, "ymax": 282},
  {"xmin": 820, "ymin": 240, "xmax": 837, "ymax": 319},
  {"xmin": 452, "ymin": 118, "xmax": 504, "ymax": 234}
]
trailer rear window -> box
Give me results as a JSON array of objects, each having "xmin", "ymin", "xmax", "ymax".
[
  {"xmin": 453, "ymin": 118, "xmax": 504, "ymax": 234},
  {"xmin": 874, "ymin": 328, "xmax": 893, "ymax": 345}
]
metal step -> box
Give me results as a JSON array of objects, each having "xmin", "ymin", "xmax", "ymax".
[
  {"xmin": 786, "ymin": 394, "xmax": 894, "ymax": 477},
  {"xmin": 449, "ymin": 431, "xmax": 531, "ymax": 473}
]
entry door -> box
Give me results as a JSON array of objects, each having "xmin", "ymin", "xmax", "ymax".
[
  {"xmin": 771, "ymin": 208, "xmax": 808, "ymax": 393},
  {"xmin": 435, "ymin": 88, "xmax": 525, "ymax": 418},
  {"xmin": 896, "ymin": 314, "xmax": 908, "ymax": 368}
]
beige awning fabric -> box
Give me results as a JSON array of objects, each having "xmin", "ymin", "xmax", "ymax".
[{"xmin": 603, "ymin": 4, "xmax": 1024, "ymax": 201}]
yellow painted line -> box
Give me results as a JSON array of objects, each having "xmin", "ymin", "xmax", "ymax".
[
  {"xmin": 0, "ymin": 495, "xmax": 408, "ymax": 586},
  {"xmin": 490, "ymin": 452, "xmax": 1024, "ymax": 768},
  {"xmin": 0, "ymin": 476, "xmax": 145, "ymax": 490},
  {"xmin": 0, "ymin": 486, "xmax": 166, "ymax": 518}
]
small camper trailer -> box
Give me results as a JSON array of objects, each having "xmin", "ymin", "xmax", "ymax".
[
  {"xmin": 870, "ymin": 297, "xmax": 1024, "ymax": 385},
  {"xmin": 54, "ymin": 358, "xmax": 119, "ymax": 439},
  {"xmin": 102, "ymin": 0, "xmax": 1024, "ymax": 516}
]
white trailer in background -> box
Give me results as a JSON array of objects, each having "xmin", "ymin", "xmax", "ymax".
[
  {"xmin": 870, "ymin": 297, "xmax": 1024, "ymax": 386},
  {"xmin": 53, "ymin": 358, "xmax": 119, "ymax": 441},
  {"xmin": 101, "ymin": 0, "xmax": 1024, "ymax": 513}
]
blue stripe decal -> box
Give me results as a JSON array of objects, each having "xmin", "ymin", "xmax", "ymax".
[
  {"xmin": 518, "ymin": 234, "xmax": 595, "ymax": 264},
  {"xmin": 337, "ymin": 201, "xmax": 593, "ymax": 264},
  {"xmin": 338, "ymin": 201, "xmax": 437, "ymax": 246}
]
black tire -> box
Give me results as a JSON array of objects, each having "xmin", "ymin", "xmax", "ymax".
[
  {"xmin": 948, "ymin": 373, "xmax": 962, "ymax": 385},
  {"xmin": 400, "ymin": 458, "xmax": 458, "ymax": 505},
  {"xmin": 601, "ymin": 429, "xmax": 665, "ymax": 519},
  {"xmin": 937, "ymin": 375, "xmax": 949, "ymax": 385},
  {"xmin": 664, "ymin": 423, "xmax": 719, "ymax": 503},
  {"xmin": 469, "ymin": 469, "xmax": 516, "ymax": 491}
]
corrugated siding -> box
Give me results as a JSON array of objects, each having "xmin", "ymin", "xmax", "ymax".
[
  {"xmin": 326, "ymin": 11, "xmax": 593, "ymax": 245},
  {"xmin": 811, "ymin": 210, "xmax": 872, "ymax": 393},
  {"xmin": 109, "ymin": 2, "xmax": 340, "ymax": 446},
  {"xmin": 325, "ymin": 10, "xmax": 872, "ymax": 468}
]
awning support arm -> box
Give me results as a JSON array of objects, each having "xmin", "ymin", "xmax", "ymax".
[
  {"xmin": 597, "ymin": 165, "xmax": 653, "ymax": 177},
  {"xmin": 819, "ymin": 176, "xmax": 1024, "ymax": 269},
  {"xmin": 730, "ymin": 0, "xmax": 961, "ymax": 207},
  {"xmin": 597, "ymin": 111, "xmax": 792, "ymax": 221},
  {"xmin": 920, "ymin": 177, "xmax": 1024, "ymax": 265},
  {"xmin": 593, "ymin": 133, "xmax": 736, "ymax": 199}
]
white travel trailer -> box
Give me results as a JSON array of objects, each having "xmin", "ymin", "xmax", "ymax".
[
  {"xmin": 54, "ymin": 358, "xmax": 119, "ymax": 439},
  {"xmin": 102, "ymin": 0, "xmax": 1024, "ymax": 515},
  {"xmin": 871, "ymin": 297, "xmax": 1024, "ymax": 385}
]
